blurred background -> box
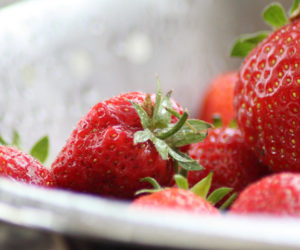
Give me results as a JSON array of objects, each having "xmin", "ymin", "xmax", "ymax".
[{"xmin": 0, "ymin": 0, "xmax": 289, "ymax": 163}]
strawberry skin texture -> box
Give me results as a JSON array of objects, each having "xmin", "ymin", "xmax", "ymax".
[
  {"xmin": 0, "ymin": 146, "xmax": 53, "ymax": 186},
  {"xmin": 52, "ymin": 92, "xmax": 183, "ymax": 199},
  {"xmin": 132, "ymin": 188, "xmax": 219, "ymax": 214},
  {"xmin": 234, "ymin": 20, "xmax": 300, "ymax": 172},
  {"xmin": 188, "ymin": 128, "xmax": 268, "ymax": 194},
  {"xmin": 231, "ymin": 173, "xmax": 300, "ymax": 216},
  {"xmin": 199, "ymin": 72, "xmax": 237, "ymax": 126}
]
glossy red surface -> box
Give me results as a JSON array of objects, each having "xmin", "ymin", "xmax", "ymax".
[{"xmin": 234, "ymin": 19, "xmax": 300, "ymax": 172}]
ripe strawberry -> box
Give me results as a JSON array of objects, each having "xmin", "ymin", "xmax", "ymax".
[
  {"xmin": 231, "ymin": 173, "xmax": 300, "ymax": 216},
  {"xmin": 132, "ymin": 188, "xmax": 219, "ymax": 215},
  {"xmin": 199, "ymin": 72, "xmax": 237, "ymax": 126},
  {"xmin": 187, "ymin": 128, "xmax": 268, "ymax": 196},
  {"xmin": 233, "ymin": 3, "xmax": 300, "ymax": 172},
  {"xmin": 52, "ymin": 84, "xmax": 210, "ymax": 199},
  {"xmin": 0, "ymin": 146, "xmax": 53, "ymax": 186},
  {"xmin": 131, "ymin": 174, "xmax": 234, "ymax": 214}
]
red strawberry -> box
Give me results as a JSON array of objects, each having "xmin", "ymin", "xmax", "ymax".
[
  {"xmin": 52, "ymin": 85, "xmax": 210, "ymax": 199},
  {"xmin": 131, "ymin": 174, "xmax": 233, "ymax": 214},
  {"xmin": 0, "ymin": 146, "xmax": 53, "ymax": 186},
  {"xmin": 187, "ymin": 128, "xmax": 268, "ymax": 195},
  {"xmin": 199, "ymin": 72, "xmax": 237, "ymax": 126},
  {"xmin": 233, "ymin": 4, "xmax": 300, "ymax": 172},
  {"xmin": 231, "ymin": 173, "xmax": 300, "ymax": 216},
  {"xmin": 132, "ymin": 188, "xmax": 219, "ymax": 215}
]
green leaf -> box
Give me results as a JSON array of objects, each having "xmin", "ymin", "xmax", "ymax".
[
  {"xmin": 12, "ymin": 129, "xmax": 21, "ymax": 148},
  {"xmin": 168, "ymin": 148, "xmax": 194, "ymax": 163},
  {"xmin": 207, "ymin": 187, "xmax": 233, "ymax": 205},
  {"xmin": 171, "ymin": 150, "xmax": 203, "ymax": 171},
  {"xmin": 149, "ymin": 133, "xmax": 170, "ymax": 160},
  {"xmin": 231, "ymin": 31, "xmax": 269, "ymax": 58},
  {"xmin": 167, "ymin": 119, "xmax": 211, "ymax": 147},
  {"xmin": 263, "ymin": 3, "xmax": 287, "ymax": 29},
  {"xmin": 154, "ymin": 91, "xmax": 172, "ymax": 128},
  {"xmin": 152, "ymin": 77, "xmax": 163, "ymax": 126},
  {"xmin": 191, "ymin": 172, "xmax": 213, "ymax": 199},
  {"xmin": 228, "ymin": 119, "xmax": 238, "ymax": 129},
  {"xmin": 139, "ymin": 177, "xmax": 162, "ymax": 189},
  {"xmin": 134, "ymin": 129, "xmax": 152, "ymax": 144},
  {"xmin": 30, "ymin": 135, "xmax": 49, "ymax": 164},
  {"xmin": 174, "ymin": 174, "xmax": 189, "ymax": 190},
  {"xmin": 170, "ymin": 132, "xmax": 208, "ymax": 148},
  {"xmin": 135, "ymin": 189, "xmax": 161, "ymax": 196},
  {"xmin": 0, "ymin": 135, "xmax": 8, "ymax": 146},
  {"xmin": 165, "ymin": 107, "xmax": 181, "ymax": 119},
  {"xmin": 212, "ymin": 115, "xmax": 222, "ymax": 128},
  {"xmin": 179, "ymin": 159, "xmax": 203, "ymax": 171},
  {"xmin": 186, "ymin": 119, "xmax": 212, "ymax": 131},
  {"xmin": 129, "ymin": 100, "xmax": 151, "ymax": 129},
  {"xmin": 290, "ymin": 0, "xmax": 300, "ymax": 15},
  {"xmin": 220, "ymin": 192, "xmax": 238, "ymax": 210},
  {"xmin": 157, "ymin": 112, "xmax": 188, "ymax": 139}
]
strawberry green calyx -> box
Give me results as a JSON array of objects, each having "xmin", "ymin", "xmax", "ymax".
[
  {"xmin": 212, "ymin": 115, "xmax": 237, "ymax": 129},
  {"xmin": 30, "ymin": 136, "xmax": 49, "ymax": 164},
  {"xmin": 136, "ymin": 173, "xmax": 237, "ymax": 209},
  {"xmin": 231, "ymin": 1, "xmax": 300, "ymax": 58},
  {"xmin": 130, "ymin": 79, "xmax": 212, "ymax": 172},
  {"xmin": 0, "ymin": 129, "xmax": 49, "ymax": 164}
]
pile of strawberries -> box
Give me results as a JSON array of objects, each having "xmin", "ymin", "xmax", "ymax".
[{"xmin": 2, "ymin": 2, "xmax": 300, "ymax": 217}]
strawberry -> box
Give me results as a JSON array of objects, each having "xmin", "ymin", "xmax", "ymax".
[
  {"xmin": 230, "ymin": 173, "xmax": 300, "ymax": 216},
  {"xmin": 232, "ymin": 3, "xmax": 300, "ymax": 172},
  {"xmin": 132, "ymin": 188, "xmax": 219, "ymax": 215},
  {"xmin": 131, "ymin": 174, "xmax": 234, "ymax": 215},
  {"xmin": 199, "ymin": 72, "xmax": 237, "ymax": 126},
  {"xmin": 187, "ymin": 128, "xmax": 268, "ymax": 196},
  {"xmin": 0, "ymin": 146, "xmax": 53, "ymax": 186},
  {"xmin": 52, "ymin": 83, "xmax": 210, "ymax": 199}
]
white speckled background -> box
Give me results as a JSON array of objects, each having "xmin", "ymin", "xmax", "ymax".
[{"xmin": 0, "ymin": 0, "xmax": 289, "ymax": 162}]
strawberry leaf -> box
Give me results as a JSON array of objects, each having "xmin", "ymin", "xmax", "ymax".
[
  {"xmin": 179, "ymin": 158, "xmax": 203, "ymax": 171},
  {"xmin": 263, "ymin": 3, "xmax": 287, "ymax": 29},
  {"xmin": 168, "ymin": 148, "xmax": 194, "ymax": 163},
  {"xmin": 174, "ymin": 174, "xmax": 189, "ymax": 190},
  {"xmin": 231, "ymin": 31, "xmax": 269, "ymax": 58},
  {"xmin": 135, "ymin": 189, "xmax": 160, "ymax": 196},
  {"xmin": 290, "ymin": 0, "xmax": 300, "ymax": 15},
  {"xmin": 154, "ymin": 93, "xmax": 172, "ymax": 128},
  {"xmin": 0, "ymin": 135, "xmax": 8, "ymax": 146},
  {"xmin": 157, "ymin": 112, "xmax": 188, "ymax": 139},
  {"xmin": 135, "ymin": 176, "xmax": 162, "ymax": 195},
  {"xmin": 170, "ymin": 132, "xmax": 207, "ymax": 148},
  {"xmin": 212, "ymin": 115, "xmax": 222, "ymax": 128},
  {"xmin": 134, "ymin": 129, "xmax": 152, "ymax": 144},
  {"xmin": 12, "ymin": 129, "xmax": 21, "ymax": 148},
  {"xmin": 220, "ymin": 192, "xmax": 238, "ymax": 210},
  {"xmin": 130, "ymin": 101, "xmax": 151, "ymax": 129},
  {"xmin": 207, "ymin": 187, "xmax": 233, "ymax": 205},
  {"xmin": 190, "ymin": 172, "xmax": 212, "ymax": 199},
  {"xmin": 149, "ymin": 133, "xmax": 170, "ymax": 160},
  {"xmin": 140, "ymin": 177, "xmax": 162, "ymax": 189},
  {"xmin": 228, "ymin": 119, "xmax": 238, "ymax": 129},
  {"xmin": 30, "ymin": 135, "xmax": 49, "ymax": 164},
  {"xmin": 166, "ymin": 119, "xmax": 211, "ymax": 147}
]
